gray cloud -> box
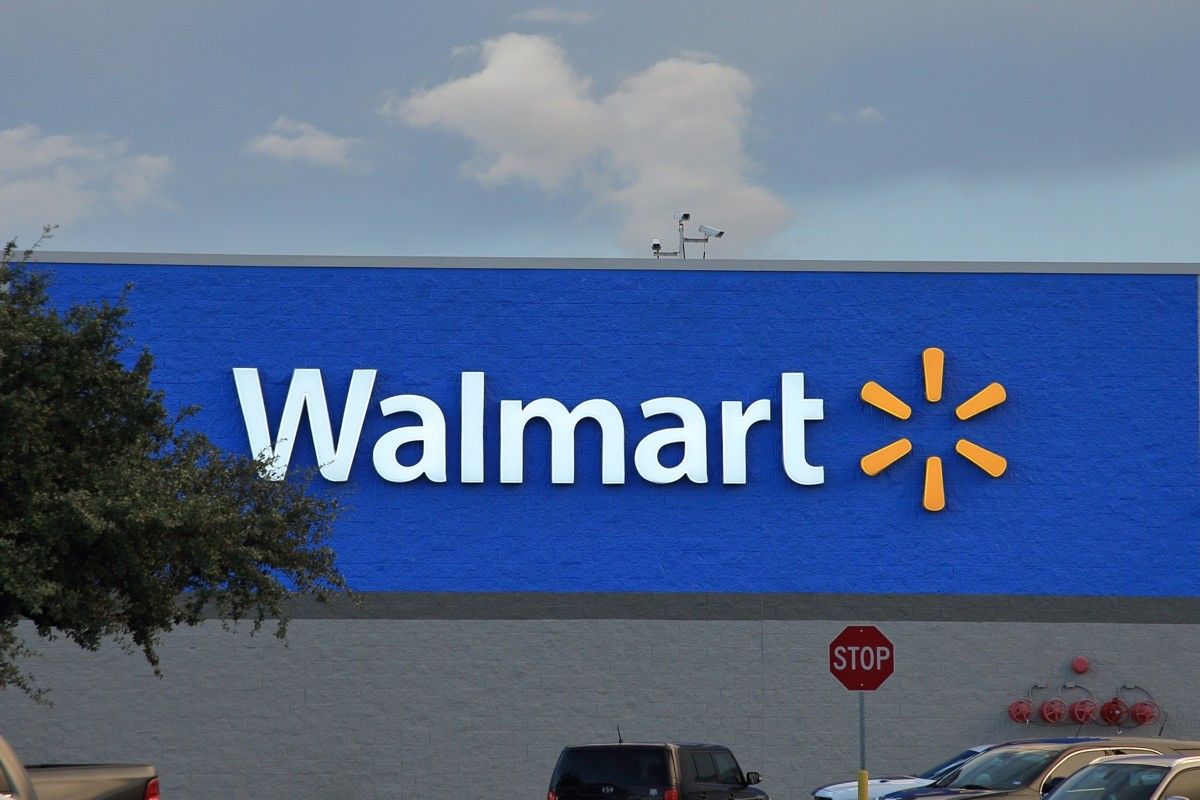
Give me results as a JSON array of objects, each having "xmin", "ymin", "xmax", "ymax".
[
  {"xmin": 824, "ymin": 106, "xmax": 885, "ymax": 126},
  {"xmin": 5, "ymin": 0, "xmax": 1194, "ymax": 259},
  {"xmin": 386, "ymin": 33, "xmax": 791, "ymax": 255},
  {"xmin": 512, "ymin": 7, "xmax": 593, "ymax": 25}
]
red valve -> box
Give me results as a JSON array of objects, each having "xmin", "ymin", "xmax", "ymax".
[
  {"xmin": 1070, "ymin": 699, "xmax": 1098, "ymax": 724},
  {"xmin": 1009, "ymin": 699, "xmax": 1033, "ymax": 723},
  {"xmin": 1040, "ymin": 699, "xmax": 1068, "ymax": 724},
  {"xmin": 1101, "ymin": 698, "xmax": 1129, "ymax": 725},
  {"xmin": 1130, "ymin": 701, "xmax": 1159, "ymax": 727}
]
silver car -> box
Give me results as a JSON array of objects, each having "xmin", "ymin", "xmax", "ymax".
[{"xmin": 1046, "ymin": 754, "xmax": 1200, "ymax": 800}]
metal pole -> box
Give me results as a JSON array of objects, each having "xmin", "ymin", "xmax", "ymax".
[
  {"xmin": 678, "ymin": 221, "xmax": 686, "ymax": 260},
  {"xmin": 857, "ymin": 692, "xmax": 868, "ymax": 800},
  {"xmin": 859, "ymin": 692, "xmax": 866, "ymax": 769}
]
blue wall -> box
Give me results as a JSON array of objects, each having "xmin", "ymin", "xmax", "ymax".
[{"xmin": 46, "ymin": 263, "xmax": 1200, "ymax": 595}]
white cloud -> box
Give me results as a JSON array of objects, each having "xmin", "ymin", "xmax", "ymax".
[
  {"xmin": 857, "ymin": 106, "xmax": 884, "ymax": 124},
  {"xmin": 246, "ymin": 117, "xmax": 362, "ymax": 169},
  {"xmin": 385, "ymin": 34, "xmax": 791, "ymax": 255},
  {"xmin": 825, "ymin": 106, "xmax": 885, "ymax": 126},
  {"xmin": 0, "ymin": 124, "xmax": 172, "ymax": 230},
  {"xmin": 391, "ymin": 35, "xmax": 604, "ymax": 190},
  {"xmin": 512, "ymin": 7, "xmax": 593, "ymax": 25},
  {"xmin": 111, "ymin": 154, "xmax": 173, "ymax": 209}
]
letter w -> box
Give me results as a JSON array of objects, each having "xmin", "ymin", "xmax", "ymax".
[{"xmin": 233, "ymin": 368, "xmax": 376, "ymax": 481}]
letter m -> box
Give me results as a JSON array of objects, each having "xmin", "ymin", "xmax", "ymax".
[
  {"xmin": 500, "ymin": 398, "xmax": 625, "ymax": 484},
  {"xmin": 233, "ymin": 368, "xmax": 376, "ymax": 481}
]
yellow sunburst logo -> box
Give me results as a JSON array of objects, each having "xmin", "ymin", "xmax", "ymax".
[{"xmin": 860, "ymin": 347, "xmax": 1007, "ymax": 511}]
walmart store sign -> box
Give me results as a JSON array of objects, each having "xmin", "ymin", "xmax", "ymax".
[
  {"xmin": 234, "ymin": 369, "xmax": 826, "ymax": 487},
  {"xmin": 45, "ymin": 264, "xmax": 1199, "ymax": 593}
]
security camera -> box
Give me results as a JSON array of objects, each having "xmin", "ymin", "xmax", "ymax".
[
  {"xmin": 698, "ymin": 224, "xmax": 725, "ymax": 238},
  {"xmin": 650, "ymin": 238, "xmax": 662, "ymax": 252},
  {"xmin": 674, "ymin": 211, "xmax": 691, "ymax": 222}
]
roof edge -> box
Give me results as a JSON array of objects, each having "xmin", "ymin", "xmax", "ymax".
[{"xmin": 28, "ymin": 250, "xmax": 1200, "ymax": 274}]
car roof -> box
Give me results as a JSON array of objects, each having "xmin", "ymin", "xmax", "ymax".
[
  {"xmin": 562, "ymin": 742, "xmax": 730, "ymax": 750},
  {"xmin": 983, "ymin": 740, "xmax": 1102, "ymax": 753},
  {"xmin": 996, "ymin": 738, "xmax": 1108, "ymax": 746},
  {"xmin": 1093, "ymin": 755, "xmax": 1200, "ymax": 768},
  {"xmin": 993, "ymin": 738, "xmax": 1200, "ymax": 751}
]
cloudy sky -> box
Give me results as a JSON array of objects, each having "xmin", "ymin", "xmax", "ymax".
[{"xmin": 3, "ymin": 1, "xmax": 1198, "ymax": 261}]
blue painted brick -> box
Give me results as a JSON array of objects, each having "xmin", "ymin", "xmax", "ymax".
[{"xmin": 44, "ymin": 263, "xmax": 1200, "ymax": 596}]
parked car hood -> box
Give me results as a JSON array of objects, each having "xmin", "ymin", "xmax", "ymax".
[
  {"xmin": 882, "ymin": 787, "xmax": 1010, "ymax": 800},
  {"xmin": 815, "ymin": 777, "xmax": 934, "ymax": 800}
]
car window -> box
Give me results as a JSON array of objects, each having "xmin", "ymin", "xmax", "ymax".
[
  {"xmin": 1048, "ymin": 762, "xmax": 1168, "ymax": 800},
  {"xmin": 949, "ymin": 747, "xmax": 1062, "ymax": 790},
  {"xmin": 1161, "ymin": 768, "xmax": 1200, "ymax": 800},
  {"xmin": 692, "ymin": 751, "xmax": 718, "ymax": 783},
  {"xmin": 1046, "ymin": 752, "xmax": 1112, "ymax": 787},
  {"xmin": 920, "ymin": 750, "xmax": 987, "ymax": 781},
  {"xmin": 714, "ymin": 751, "xmax": 743, "ymax": 786},
  {"xmin": 554, "ymin": 747, "xmax": 671, "ymax": 790},
  {"xmin": 935, "ymin": 768, "xmax": 964, "ymax": 788}
]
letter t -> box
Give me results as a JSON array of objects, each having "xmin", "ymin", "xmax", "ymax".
[{"xmin": 781, "ymin": 372, "xmax": 825, "ymax": 485}]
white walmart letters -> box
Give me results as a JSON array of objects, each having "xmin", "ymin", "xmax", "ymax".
[
  {"xmin": 634, "ymin": 398, "xmax": 708, "ymax": 484},
  {"xmin": 500, "ymin": 397, "xmax": 625, "ymax": 484},
  {"xmin": 781, "ymin": 372, "xmax": 825, "ymax": 486},
  {"xmin": 233, "ymin": 369, "xmax": 824, "ymax": 486},
  {"xmin": 372, "ymin": 394, "xmax": 447, "ymax": 483},
  {"xmin": 720, "ymin": 399, "xmax": 771, "ymax": 485},
  {"xmin": 233, "ymin": 367, "xmax": 375, "ymax": 481}
]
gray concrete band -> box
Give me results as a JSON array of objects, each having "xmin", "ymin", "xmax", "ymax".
[
  {"xmin": 33, "ymin": 251, "xmax": 1200, "ymax": 273},
  {"xmin": 268, "ymin": 592, "xmax": 1200, "ymax": 623}
]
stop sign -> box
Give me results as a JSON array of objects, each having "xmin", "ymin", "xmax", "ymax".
[{"xmin": 829, "ymin": 625, "xmax": 894, "ymax": 691}]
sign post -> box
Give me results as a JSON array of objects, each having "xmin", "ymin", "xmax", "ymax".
[{"xmin": 829, "ymin": 626, "xmax": 895, "ymax": 800}]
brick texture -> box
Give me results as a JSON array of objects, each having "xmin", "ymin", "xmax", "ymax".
[
  {"xmin": 1, "ymin": 618, "xmax": 1197, "ymax": 800},
  {"xmin": 39, "ymin": 265, "xmax": 1200, "ymax": 596}
]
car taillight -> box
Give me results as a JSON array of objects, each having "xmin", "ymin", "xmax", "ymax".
[
  {"xmin": 664, "ymin": 789, "xmax": 679, "ymax": 800},
  {"xmin": 547, "ymin": 791, "xmax": 557, "ymax": 800},
  {"xmin": 144, "ymin": 778, "xmax": 160, "ymax": 800}
]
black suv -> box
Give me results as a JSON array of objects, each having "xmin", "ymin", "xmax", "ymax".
[{"xmin": 548, "ymin": 742, "xmax": 768, "ymax": 800}]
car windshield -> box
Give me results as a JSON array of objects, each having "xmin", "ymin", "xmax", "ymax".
[
  {"xmin": 920, "ymin": 750, "xmax": 987, "ymax": 781},
  {"xmin": 1047, "ymin": 763, "xmax": 1169, "ymax": 800},
  {"xmin": 945, "ymin": 747, "xmax": 1062, "ymax": 791}
]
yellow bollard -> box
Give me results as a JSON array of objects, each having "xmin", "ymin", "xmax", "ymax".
[{"xmin": 858, "ymin": 769, "xmax": 869, "ymax": 800}]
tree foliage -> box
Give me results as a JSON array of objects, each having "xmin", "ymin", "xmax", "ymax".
[{"xmin": 0, "ymin": 229, "xmax": 346, "ymax": 698}]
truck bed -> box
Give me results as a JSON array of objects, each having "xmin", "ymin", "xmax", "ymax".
[{"xmin": 25, "ymin": 764, "xmax": 157, "ymax": 800}]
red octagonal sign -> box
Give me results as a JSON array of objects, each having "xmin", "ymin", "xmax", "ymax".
[{"xmin": 829, "ymin": 625, "xmax": 894, "ymax": 691}]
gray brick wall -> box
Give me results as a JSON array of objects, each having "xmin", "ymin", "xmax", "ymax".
[{"xmin": 1, "ymin": 618, "xmax": 1196, "ymax": 800}]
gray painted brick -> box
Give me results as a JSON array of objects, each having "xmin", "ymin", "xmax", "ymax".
[{"xmin": 2, "ymin": 619, "xmax": 1198, "ymax": 800}]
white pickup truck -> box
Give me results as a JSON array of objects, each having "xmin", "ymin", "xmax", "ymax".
[{"xmin": 0, "ymin": 733, "xmax": 159, "ymax": 800}]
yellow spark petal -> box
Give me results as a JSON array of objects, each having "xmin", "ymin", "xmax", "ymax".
[
  {"xmin": 956, "ymin": 439, "xmax": 1007, "ymax": 477},
  {"xmin": 860, "ymin": 438, "xmax": 913, "ymax": 476},
  {"xmin": 922, "ymin": 347, "xmax": 944, "ymax": 402},
  {"xmin": 955, "ymin": 382, "xmax": 1006, "ymax": 420},
  {"xmin": 861, "ymin": 381, "xmax": 912, "ymax": 420},
  {"xmin": 923, "ymin": 456, "xmax": 945, "ymax": 512}
]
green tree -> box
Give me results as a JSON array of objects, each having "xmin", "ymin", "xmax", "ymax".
[{"xmin": 0, "ymin": 228, "xmax": 346, "ymax": 699}]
